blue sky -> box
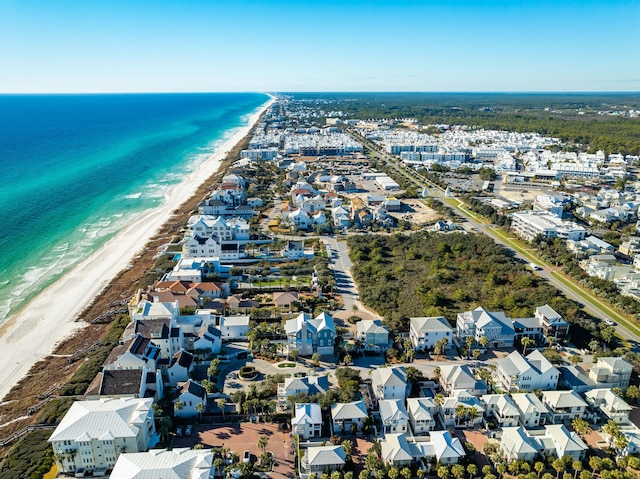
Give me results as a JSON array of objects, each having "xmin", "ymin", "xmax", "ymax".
[{"xmin": 1, "ymin": 0, "xmax": 638, "ymax": 93}]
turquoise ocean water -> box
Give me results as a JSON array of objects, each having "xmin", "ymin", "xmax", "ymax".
[{"xmin": 0, "ymin": 93, "xmax": 268, "ymax": 323}]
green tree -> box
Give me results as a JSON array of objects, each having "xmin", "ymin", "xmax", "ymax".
[
  {"xmin": 389, "ymin": 468, "xmax": 400, "ymax": 479},
  {"xmin": 468, "ymin": 464, "xmax": 478, "ymax": 479},
  {"xmin": 535, "ymin": 462, "xmax": 545, "ymax": 479},
  {"xmin": 552, "ymin": 459, "xmax": 566, "ymax": 479},
  {"xmin": 174, "ymin": 401, "xmax": 185, "ymax": 416},
  {"xmin": 257, "ymin": 435, "xmax": 269, "ymax": 454},
  {"xmin": 438, "ymin": 465, "xmax": 450, "ymax": 479},
  {"xmin": 195, "ymin": 402, "xmax": 205, "ymax": 421},
  {"xmin": 521, "ymin": 337, "xmax": 535, "ymax": 356},
  {"xmin": 571, "ymin": 418, "xmax": 592, "ymax": 437},
  {"xmin": 342, "ymin": 439, "xmax": 354, "ymax": 457},
  {"xmin": 625, "ymin": 385, "xmax": 640, "ymax": 404},
  {"xmin": 312, "ymin": 352, "xmax": 322, "ymax": 367},
  {"xmin": 217, "ymin": 398, "xmax": 227, "ymax": 421},
  {"xmin": 452, "ymin": 465, "xmax": 466, "ymax": 479},
  {"xmin": 401, "ymin": 468, "xmax": 412, "ymax": 479},
  {"xmin": 572, "ymin": 461, "xmax": 583, "ymax": 479}
]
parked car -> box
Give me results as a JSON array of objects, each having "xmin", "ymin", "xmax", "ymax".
[
  {"xmin": 604, "ymin": 318, "xmax": 616, "ymax": 326},
  {"xmin": 243, "ymin": 450, "xmax": 251, "ymax": 463},
  {"xmin": 185, "ymin": 425, "xmax": 192, "ymax": 436}
]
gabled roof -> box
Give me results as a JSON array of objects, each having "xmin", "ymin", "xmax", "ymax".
[
  {"xmin": 293, "ymin": 403, "xmax": 322, "ymax": 425},
  {"xmin": 544, "ymin": 424, "xmax": 587, "ymax": 455},
  {"xmin": 406, "ymin": 398, "xmax": 436, "ymax": 421},
  {"xmin": 542, "ymin": 390, "xmax": 588, "ymax": 409},
  {"xmin": 49, "ymin": 398, "xmax": 153, "ymax": 442},
  {"xmin": 596, "ymin": 357, "xmax": 633, "ymax": 372},
  {"xmin": 410, "ymin": 316, "xmax": 453, "ymax": 334},
  {"xmin": 305, "ymin": 445, "xmax": 346, "ymax": 467},
  {"xmin": 379, "ymin": 399, "xmax": 409, "ymax": 423},
  {"xmin": 481, "ymin": 394, "xmax": 520, "ymax": 417},
  {"xmin": 170, "ymin": 350, "xmax": 193, "ymax": 370},
  {"xmin": 176, "ymin": 380, "xmax": 206, "ymax": 400},
  {"xmin": 501, "ymin": 426, "xmax": 539, "ymax": 456},
  {"xmin": 371, "ymin": 366, "xmax": 407, "ymax": 389},
  {"xmin": 381, "ymin": 433, "xmax": 418, "ymax": 464},
  {"xmin": 585, "ymin": 388, "xmax": 632, "ymax": 412},
  {"xmin": 273, "ymin": 291, "xmax": 299, "ymax": 305},
  {"xmin": 429, "ymin": 430, "xmax": 466, "ymax": 460},
  {"xmin": 511, "ymin": 392, "xmax": 548, "ymax": 415},
  {"xmin": 357, "ymin": 319, "xmax": 389, "ymax": 336},
  {"xmin": 331, "ymin": 400, "xmax": 368, "ymax": 421},
  {"xmin": 110, "ymin": 448, "xmax": 213, "ymax": 479}
]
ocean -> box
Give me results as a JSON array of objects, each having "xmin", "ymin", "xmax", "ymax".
[{"xmin": 0, "ymin": 92, "xmax": 269, "ymax": 323}]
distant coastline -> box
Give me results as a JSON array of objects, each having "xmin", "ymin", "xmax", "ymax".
[{"xmin": 0, "ymin": 95, "xmax": 274, "ymax": 402}]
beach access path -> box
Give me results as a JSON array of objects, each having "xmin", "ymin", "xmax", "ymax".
[{"xmin": 0, "ymin": 98, "xmax": 274, "ymax": 403}]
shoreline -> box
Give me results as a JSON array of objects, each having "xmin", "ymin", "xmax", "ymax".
[{"xmin": 0, "ymin": 96, "xmax": 274, "ymax": 402}]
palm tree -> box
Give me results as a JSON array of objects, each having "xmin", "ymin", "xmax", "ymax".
[
  {"xmin": 603, "ymin": 420, "xmax": 621, "ymax": 447},
  {"xmin": 213, "ymin": 458, "xmax": 224, "ymax": 478},
  {"xmin": 468, "ymin": 465, "xmax": 478, "ymax": 479},
  {"xmin": 496, "ymin": 464, "xmax": 507, "ymax": 479},
  {"xmin": 534, "ymin": 462, "xmax": 545, "ymax": 479},
  {"xmin": 312, "ymin": 352, "xmax": 321, "ymax": 367},
  {"xmin": 479, "ymin": 336, "xmax": 489, "ymax": 348},
  {"xmin": 452, "ymin": 465, "xmax": 466, "ymax": 479},
  {"xmin": 342, "ymin": 439, "xmax": 354, "ymax": 457},
  {"xmin": 552, "ymin": 459, "xmax": 566, "ymax": 479},
  {"xmin": 389, "ymin": 467, "xmax": 400, "ymax": 479},
  {"xmin": 174, "ymin": 401, "xmax": 185, "ymax": 417},
  {"xmin": 401, "ymin": 468, "xmax": 412, "ymax": 479},
  {"xmin": 467, "ymin": 406, "xmax": 479, "ymax": 427},
  {"xmin": 572, "ymin": 461, "xmax": 583, "ymax": 479},
  {"xmin": 521, "ymin": 337, "xmax": 535, "ymax": 356},
  {"xmin": 454, "ymin": 404, "xmax": 466, "ymax": 426},
  {"xmin": 571, "ymin": 418, "xmax": 592, "ymax": 437},
  {"xmin": 217, "ymin": 398, "xmax": 227, "ymax": 421},
  {"xmin": 434, "ymin": 393, "xmax": 445, "ymax": 412},
  {"xmin": 195, "ymin": 402, "xmax": 205, "ymax": 421},
  {"xmin": 257, "ymin": 435, "xmax": 269, "ymax": 454}
]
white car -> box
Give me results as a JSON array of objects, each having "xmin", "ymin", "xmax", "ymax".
[
  {"xmin": 603, "ymin": 318, "xmax": 616, "ymax": 326},
  {"xmin": 243, "ymin": 450, "xmax": 251, "ymax": 463}
]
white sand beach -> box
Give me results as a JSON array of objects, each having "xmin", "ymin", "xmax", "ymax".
[{"xmin": 0, "ymin": 98, "xmax": 274, "ymax": 402}]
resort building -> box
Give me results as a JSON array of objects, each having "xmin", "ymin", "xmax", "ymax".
[{"xmin": 49, "ymin": 398, "xmax": 156, "ymax": 476}]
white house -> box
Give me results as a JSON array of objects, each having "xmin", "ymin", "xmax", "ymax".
[
  {"xmin": 300, "ymin": 445, "xmax": 346, "ymax": 476},
  {"xmin": 406, "ymin": 398, "xmax": 437, "ymax": 435},
  {"xmin": 110, "ymin": 448, "xmax": 213, "ymax": 479},
  {"xmin": 371, "ymin": 367, "xmax": 410, "ymax": 400},
  {"xmin": 439, "ymin": 365, "xmax": 488, "ymax": 397},
  {"xmin": 379, "ymin": 399, "xmax": 410, "ymax": 434},
  {"xmin": 456, "ymin": 307, "xmax": 515, "ymax": 348},
  {"xmin": 500, "ymin": 425, "xmax": 587, "ymax": 463},
  {"xmin": 589, "ymin": 357, "xmax": 633, "ymax": 391},
  {"xmin": 511, "ymin": 392, "xmax": 549, "ymax": 428},
  {"xmin": 409, "ymin": 316, "xmax": 454, "ymax": 351},
  {"xmin": 219, "ymin": 315, "xmax": 250, "ymax": 340},
  {"xmin": 481, "ymin": 394, "xmax": 521, "ymax": 428},
  {"xmin": 103, "ymin": 334, "xmax": 161, "ymax": 373},
  {"xmin": 331, "ymin": 400, "xmax": 369, "ymax": 435},
  {"xmin": 419, "ymin": 431, "xmax": 466, "ymax": 464},
  {"xmin": 174, "ymin": 380, "xmax": 207, "ymax": 418},
  {"xmin": 585, "ymin": 388, "xmax": 632, "ymax": 422},
  {"xmin": 193, "ymin": 325, "xmax": 222, "ymax": 354},
  {"xmin": 167, "ymin": 350, "xmax": 194, "ymax": 388},
  {"xmin": 542, "ymin": 390, "xmax": 587, "ymax": 424},
  {"xmin": 496, "ymin": 350, "xmax": 559, "ymax": 392},
  {"xmin": 49, "ymin": 398, "xmax": 156, "ymax": 476},
  {"xmin": 292, "ymin": 403, "xmax": 323, "ymax": 439}
]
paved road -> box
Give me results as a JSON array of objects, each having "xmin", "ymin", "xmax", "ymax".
[
  {"xmin": 350, "ymin": 129, "xmax": 640, "ymax": 349},
  {"xmin": 321, "ymin": 235, "xmax": 379, "ymax": 318},
  {"xmin": 260, "ymin": 196, "xmax": 282, "ymax": 233}
]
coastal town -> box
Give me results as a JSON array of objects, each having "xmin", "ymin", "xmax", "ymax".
[{"xmin": 5, "ymin": 96, "xmax": 640, "ymax": 479}]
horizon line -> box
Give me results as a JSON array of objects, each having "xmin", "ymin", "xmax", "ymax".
[{"xmin": 0, "ymin": 90, "xmax": 639, "ymax": 95}]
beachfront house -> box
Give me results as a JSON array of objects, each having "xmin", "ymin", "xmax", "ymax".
[{"xmin": 49, "ymin": 398, "xmax": 156, "ymax": 476}]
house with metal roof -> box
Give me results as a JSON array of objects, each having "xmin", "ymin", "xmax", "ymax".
[
  {"xmin": 331, "ymin": 400, "xmax": 369, "ymax": 434},
  {"xmin": 110, "ymin": 448, "xmax": 213, "ymax": 479},
  {"xmin": 49, "ymin": 398, "xmax": 156, "ymax": 476},
  {"xmin": 292, "ymin": 403, "xmax": 323, "ymax": 439},
  {"xmin": 496, "ymin": 350, "xmax": 559, "ymax": 392}
]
